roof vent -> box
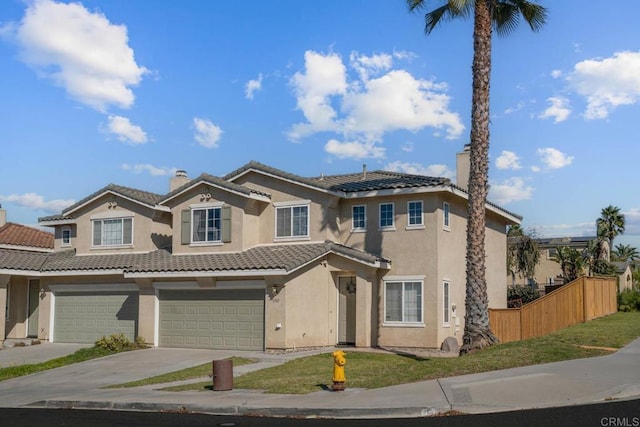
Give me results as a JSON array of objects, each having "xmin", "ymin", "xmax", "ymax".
[
  {"xmin": 362, "ymin": 164, "xmax": 367, "ymax": 180},
  {"xmin": 175, "ymin": 170, "xmax": 187, "ymax": 178}
]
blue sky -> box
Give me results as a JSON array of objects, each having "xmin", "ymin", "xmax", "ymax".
[{"xmin": 1, "ymin": 0, "xmax": 639, "ymax": 249}]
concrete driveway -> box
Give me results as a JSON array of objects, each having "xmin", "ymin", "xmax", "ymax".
[
  {"xmin": 0, "ymin": 343, "xmax": 91, "ymax": 368},
  {"xmin": 0, "ymin": 346, "xmax": 249, "ymax": 407}
]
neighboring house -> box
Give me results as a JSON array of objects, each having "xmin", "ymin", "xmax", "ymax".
[
  {"xmin": 612, "ymin": 262, "xmax": 633, "ymax": 293},
  {"xmin": 0, "ymin": 206, "xmax": 54, "ymax": 340},
  {"xmin": 0, "ymin": 152, "xmax": 520, "ymax": 350},
  {"xmin": 508, "ymin": 235, "xmax": 617, "ymax": 291}
]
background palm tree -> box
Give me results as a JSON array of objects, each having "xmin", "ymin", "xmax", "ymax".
[
  {"xmin": 407, "ymin": 0, "xmax": 546, "ymax": 353},
  {"xmin": 612, "ymin": 244, "xmax": 639, "ymax": 264},
  {"xmin": 597, "ymin": 205, "xmax": 625, "ymax": 258}
]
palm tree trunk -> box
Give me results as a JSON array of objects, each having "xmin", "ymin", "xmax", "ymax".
[{"xmin": 460, "ymin": 0, "xmax": 499, "ymax": 354}]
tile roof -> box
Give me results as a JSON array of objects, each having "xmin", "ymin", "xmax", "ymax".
[
  {"xmin": 0, "ymin": 249, "xmax": 51, "ymax": 271},
  {"xmin": 39, "ymin": 184, "xmax": 164, "ymax": 222},
  {"xmin": 535, "ymin": 236, "xmax": 597, "ymax": 248},
  {"xmin": 1, "ymin": 242, "xmax": 389, "ymax": 275},
  {"xmin": 161, "ymin": 172, "xmax": 271, "ymax": 203},
  {"xmin": 314, "ymin": 170, "xmax": 450, "ymax": 192},
  {"xmin": 0, "ymin": 223, "xmax": 54, "ymax": 250}
]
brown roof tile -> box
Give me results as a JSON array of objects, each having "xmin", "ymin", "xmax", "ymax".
[
  {"xmin": 0, "ymin": 249, "xmax": 50, "ymax": 271},
  {"xmin": 0, "ymin": 223, "xmax": 54, "ymax": 249}
]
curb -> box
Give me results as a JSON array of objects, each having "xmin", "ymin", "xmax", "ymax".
[{"xmin": 33, "ymin": 399, "xmax": 453, "ymax": 419}]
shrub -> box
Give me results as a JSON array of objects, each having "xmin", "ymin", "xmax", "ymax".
[
  {"xmin": 95, "ymin": 333, "xmax": 147, "ymax": 352},
  {"xmin": 507, "ymin": 284, "xmax": 540, "ymax": 307},
  {"xmin": 618, "ymin": 289, "xmax": 640, "ymax": 312}
]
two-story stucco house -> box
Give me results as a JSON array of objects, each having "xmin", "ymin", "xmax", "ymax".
[{"xmin": 0, "ymin": 153, "xmax": 520, "ymax": 350}]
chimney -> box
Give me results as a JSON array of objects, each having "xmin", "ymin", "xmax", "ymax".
[
  {"xmin": 170, "ymin": 170, "xmax": 190, "ymax": 191},
  {"xmin": 0, "ymin": 204, "xmax": 6, "ymax": 227},
  {"xmin": 456, "ymin": 144, "xmax": 471, "ymax": 190}
]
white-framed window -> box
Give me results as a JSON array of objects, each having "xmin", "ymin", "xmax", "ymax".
[
  {"xmin": 547, "ymin": 277, "xmax": 555, "ymax": 285},
  {"xmin": 352, "ymin": 205, "xmax": 366, "ymax": 231},
  {"xmin": 547, "ymin": 248, "xmax": 557, "ymax": 259},
  {"xmin": 275, "ymin": 201, "xmax": 309, "ymax": 239},
  {"xmin": 92, "ymin": 217, "xmax": 132, "ymax": 247},
  {"xmin": 384, "ymin": 278, "xmax": 423, "ymax": 325},
  {"xmin": 443, "ymin": 280, "xmax": 450, "ymax": 325},
  {"xmin": 61, "ymin": 226, "xmax": 71, "ymax": 246},
  {"xmin": 192, "ymin": 207, "xmax": 221, "ymax": 243},
  {"xmin": 407, "ymin": 200, "xmax": 423, "ymax": 227},
  {"xmin": 443, "ymin": 202, "xmax": 450, "ymax": 230},
  {"xmin": 379, "ymin": 203, "xmax": 394, "ymax": 229}
]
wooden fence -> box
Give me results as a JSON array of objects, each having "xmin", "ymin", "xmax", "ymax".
[{"xmin": 489, "ymin": 276, "xmax": 617, "ymax": 343}]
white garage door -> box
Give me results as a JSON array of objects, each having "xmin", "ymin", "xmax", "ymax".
[
  {"xmin": 159, "ymin": 289, "xmax": 264, "ymax": 350},
  {"xmin": 54, "ymin": 291, "xmax": 139, "ymax": 344}
]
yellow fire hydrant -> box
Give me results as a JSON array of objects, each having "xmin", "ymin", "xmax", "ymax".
[{"xmin": 331, "ymin": 350, "xmax": 346, "ymax": 391}]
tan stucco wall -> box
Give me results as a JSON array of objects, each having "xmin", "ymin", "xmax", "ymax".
[
  {"xmin": 136, "ymin": 279, "xmax": 156, "ymax": 345},
  {"xmin": 54, "ymin": 195, "xmax": 171, "ymax": 255},
  {"xmin": 0, "ymin": 275, "xmax": 9, "ymax": 340},
  {"xmin": 232, "ymin": 172, "xmax": 341, "ymax": 244},
  {"xmin": 168, "ymin": 183, "xmax": 265, "ymax": 254},
  {"xmin": 5, "ymin": 276, "xmax": 27, "ymax": 339}
]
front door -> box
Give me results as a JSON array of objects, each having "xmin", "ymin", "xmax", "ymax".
[
  {"xmin": 338, "ymin": 276, "xmax": 356, "ymax": 344},
  {"xmin": 27, "ymin": 279, "xmax": 39, "ymax": 337}
]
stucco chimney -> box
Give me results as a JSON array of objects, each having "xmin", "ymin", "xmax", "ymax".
[
  {"xmin": 456, "ymin": 144, "xmax": 471, "ymax": 190},
  {"xmin": 170, "ymin": 170, "xmax": 190, "ymax": 191},
  {"xmin": 0, "ymin": 204, "xmax": 6, "ymax": 227}
]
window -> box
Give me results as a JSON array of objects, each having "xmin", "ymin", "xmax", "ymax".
[
  {"xmin": 192, "ymin": 207, "xmax": 221, "ymax": 242},
  {"xmin": 276, "ymin": 204, "xmax": 309, "ymax": 238},
  {"xmin": 407, "ymin": 201, "xmax": 423, "ymax": 227},
  {"xmin": 379, "ymin": 203, "xmax": 394, "ymax": 229},
  {"xmin": 547, "ymin": 248, "xmax": 557, "ymax": 259},
  {"xmin": 352, "ymin": 205, "xmax": 366, "ymax": 231},
  {"xmin": 384, "ymin": 279, "xmax": 423, "ymax": 324},
  {"xmin": 443, "ymin": 202, "xmax": 450, "ymax": 229},
  {"xmin": 61, "ymin": 227, "xmax": 71, "ymax": 246},
  {"xmin": 92, "ymin": 217, "xmax": 132, "ymax": 246},
  {"xmin": 443, "ymin": 281, "xmax": 450, "ymax": 325}
]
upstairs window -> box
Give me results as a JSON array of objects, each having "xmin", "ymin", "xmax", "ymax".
[
  {"xmin": 61, "ymin": 227, "xmax": 71, "ymax": 246},
  {"xmin": 379, "ymin": 203, "xmax": 394, "ymax": 229},
  {"xmin": 443, "ymin": 202, "xmax": 450, "ymax": 230},
  {"xmin": 275, "ymin": 202, "xmax": 309, "ymax": 239},
  {"xmin": 352, "ymin": 205, "xmax": 366, "ymax": 231},
  {"xmin": 92, "ymin": 217, "xmax": 132, "ymax": 247},
  {"xmin": 192, "ymin": 207, "xmax": 221, "ymax": 242},
  {"xmin": 407, "ymin": 201, "xmax": 423, "ymax": 227},
  {"xmin": 181, "ymin": 204, "xmax": 231, "ymax": 245}
]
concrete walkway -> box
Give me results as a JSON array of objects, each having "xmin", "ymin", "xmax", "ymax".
[{"xmin": 0, "ymin": 339, "xmax": 638, "ymax": 418}]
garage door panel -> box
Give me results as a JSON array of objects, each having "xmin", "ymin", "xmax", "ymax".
[
  {"xmin": 54, "ymin": 291, "xmax": 138, "ymax": 344},
  {"xmin": 159, "ymin": 289, "xmax": 264, "ymax": 350}
]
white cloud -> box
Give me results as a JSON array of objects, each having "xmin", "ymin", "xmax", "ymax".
[
  {"xmin": 537, "ymin": 147, "xmax": 574, "ymax": 169},
  {"xmin": 324, "ymin": 139, "xmax": 385, "ymax": 160},
  {"xmin": 495, "ymin": 151, "xmax": 522, "ymax": 170},
  {"xmin": 288, "ymin": 50, "xmax": 464, "ymax": 160},
  {"xmin": 550, "ymin": 70, "xmax": 563, "ymax": 79},
  {"xmin": 4, "ymin": 0, "xmax": 147, "ymax": 112},
  {"xmin": 393, "ymin": 50, "xmax": 417, "ymax": 61},
  {"xmin": 349, "ymin": 51, "xmax": 393, "ymax": 81},
  {"xmin": 0, "ymin": 193, "xmax": 74, "ymax": 213},
  {"xmin": 534, "ymin": 221, "xmax": 596, "ymax": 238},
  {"xmin": 489, "ymin": 177, "xmax": 533, "ymax": 205},
  {"xmin": 122, "ymin": 163, "xmax": 177, "ymax": 176},
  {"xmin": 385, "ymin": 161, "xmax": 454, "ymax": 179},
  {"xmin": 106, "ymin": 115, "xmax": 147, "ymax": 144},
  {"xmin": 538, "ymin": 96, "xmax": 571, "ymax": 123},
  {"xmin": 623, "ymin": 208, "xmax": 640, "ymax": 237},
  {"xmin": 245, "ymin": 73, "xmax": 263, "ymax": 100},
  {"xmin": 503, "ymin": 101, "xmax": 525, "ymax": 115},
  {"xmin": 193, "ymin": 117, "xmax": 223, "ymax": 148},
  {"xmin": 531, "ymin": 165, "xmax": 541, "ymax": 173},
  {"xmin": 401, "ymin": 141, "xmax": 414, "ymax": 152},
  {"xmin": 568, "ymin": 50, "xmax": 640, "ymax": 120}
]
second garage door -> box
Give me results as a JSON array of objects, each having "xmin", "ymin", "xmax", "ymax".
[{"xmin": 159, "ymin": 289, "xmax": 264, "ymax": 350}]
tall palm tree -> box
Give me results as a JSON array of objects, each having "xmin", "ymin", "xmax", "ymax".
[
  {"xmin": 597, "ymin": 205, "xmax": 625, "ymax": 258},
  {"xmin": 407, "ymin": 0, "xmax": 547, "ymax": 353}
]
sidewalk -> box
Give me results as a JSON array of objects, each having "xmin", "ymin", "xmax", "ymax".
[{"xmin": 1, "ymin": 339, "xmax": 639, "ymax": 418}]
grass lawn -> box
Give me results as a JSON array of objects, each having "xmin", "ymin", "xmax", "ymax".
[
  {"xmin": 105, "ymin": 356, "xmax": 256, "ymax": 388},
  {"xmin": 0, "ymin": 346, "xmax": 145, "ymax": 382},
  {"xmin": 162, "ymin": 312, "xmax": 640, "ymax": 394}
]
